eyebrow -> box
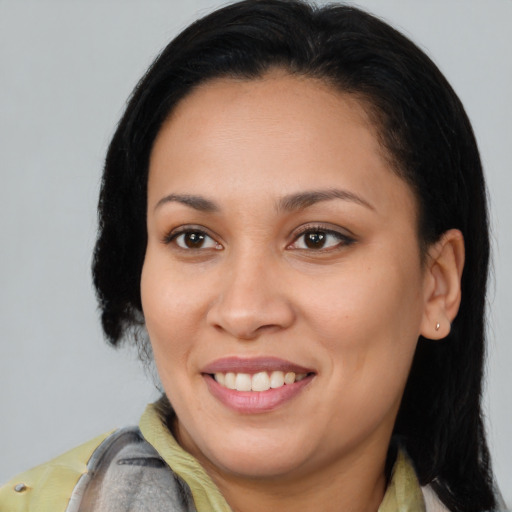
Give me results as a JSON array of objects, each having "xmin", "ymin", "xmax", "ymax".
[
  {"xmin": 154, "ymin": 188, "xmax": 374, "ymax": 213},
  {"xmin": 154, "ymin": 194, "xmax": 219, "ymax": 212},
  {"xmin": 278, "ymin": 189, "xmax": 374, "ymax": 212}
]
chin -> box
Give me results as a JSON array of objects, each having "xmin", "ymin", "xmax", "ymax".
[
  {"xmin": 211, "ymin": 446, "xmax": 309, "ymax": 480},
  {"xmin": 187, "ymin": 425, "xmax": 314, "ymax": 479}
]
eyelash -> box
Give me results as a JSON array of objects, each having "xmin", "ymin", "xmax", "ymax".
[
  {"xmin": 163, "ymin": 226, "xmax": 222, "ymax": 250},
  {"xmin": 288, "ymin": 225, "xmax": 356, "ymax": 252},
  {"xmin": 163, "ymin": 224, "xmax": 355, "ymax": 252}
]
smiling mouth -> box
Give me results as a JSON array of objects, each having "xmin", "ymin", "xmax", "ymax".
[{"xmin": 209, "ymin": 371, "xmax": 313, "ymax": 392}]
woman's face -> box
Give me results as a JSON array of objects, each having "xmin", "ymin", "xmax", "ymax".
[{"xmin": 142, "ymin": 72, "xmax": 431, "ymax": 482}]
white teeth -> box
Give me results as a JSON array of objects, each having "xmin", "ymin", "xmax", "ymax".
[
  {"xmin": 235, "ymin": 373, "xmax": 252, "ymax": 391},
  {"xmin": 213, "ymin": 370, "xmax": 310, "ymax": 391},
  {"xmin": 252, "ymin": 371, "xmax": 271, "ymax": 392},
  {"xmin": 224, "ymin": 372, "xmax": 236, "ymax": 390},
  {"xmin": 270, "ymin": 370, "xmax": 285, "ymax": 388},
  {"xmin": 284, "ymin": 372, "xmax": 296, "ymax": 385}
]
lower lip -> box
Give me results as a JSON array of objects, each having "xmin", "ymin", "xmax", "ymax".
[{"xmin": 203, "ymin": 374, "xmax": 314, "ymax": 413}]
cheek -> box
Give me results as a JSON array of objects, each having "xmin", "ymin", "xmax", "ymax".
[
  {"xmin": 300, "ymin": 255, "xmax": 424, "ymax": 388},
  {"xmin": 300, "ymin": 264, "xmax": 422, "ymax": 444},
  {"xmin": 140, "ymin": 252, "xmax": 200, "ymax": 371},
  {"xmin": 304, "ymin": 259, "xmax": 422, "ymax": 334}
]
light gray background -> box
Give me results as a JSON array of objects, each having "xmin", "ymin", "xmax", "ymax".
[{"xmin": 1, "ymin": 0, "xmax": 510, "ymax": 505}]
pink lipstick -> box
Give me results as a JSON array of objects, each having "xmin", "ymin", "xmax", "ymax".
[{"xmin": 202, "ymin": 357, "xmax": 315, "ymax": 413}]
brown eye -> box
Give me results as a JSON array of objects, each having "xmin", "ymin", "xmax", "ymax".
[
  {"xmin": 183, "ymin": 232, "xmax": 206, "ymax": 248},
  {"xmin": 289, "ymin": 227, "xmax": 355, "ymax": 251},
  {"xmin": 172, "ymin": 230, "xmax": 221, "ymax": 250},
  {"xmin": 304, "ymin": 231, "xmax": 327, "ymax": 249}
]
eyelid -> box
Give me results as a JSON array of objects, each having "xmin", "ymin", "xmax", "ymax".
[
  {"xmin": 287, "ymin": 223, "xmax": 356, "ymax": 250},
  {"xmin": 162, "ymin": 225, "xmax": 223, "ymax": 249}
]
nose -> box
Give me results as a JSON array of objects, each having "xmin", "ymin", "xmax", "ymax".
[{"xmin": 206, "ymin": 251, "xmax": 295, "ymax": 340}]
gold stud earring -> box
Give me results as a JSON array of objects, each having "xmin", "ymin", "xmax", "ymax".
[{"xmin": 435, "ymin": 323, "xmax": 440, "ymax": 331}]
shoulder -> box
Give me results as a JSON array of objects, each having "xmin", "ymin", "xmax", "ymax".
[
  {"xmin": 0, "ymin": 427, "xmax": 194, "ymax": 512},
  {"xmin": 0, "ymin": 429, "xmax": 113, "ymax": 512}
]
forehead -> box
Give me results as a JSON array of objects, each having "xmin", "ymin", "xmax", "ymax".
[
  {"xmin": 155, "ymin": 72, "xmax": 379, "ymax": 161},
  {"xmin": 148, "ymin": 72, "xmax": 416, "ymax": 220}
]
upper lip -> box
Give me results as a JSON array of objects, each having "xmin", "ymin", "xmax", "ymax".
[{"xmin": 201, "ymin": 357, "xmax": 314, "ymax": 375}]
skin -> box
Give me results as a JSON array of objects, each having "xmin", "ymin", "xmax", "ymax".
[{"xmin": 141, "ymin": 71, "xmax": 464, "ymax": 512}]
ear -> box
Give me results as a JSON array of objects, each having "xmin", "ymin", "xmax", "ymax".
[{"xmin": 420, "ymin": 229, "xmax": 465, "ymax": 340}]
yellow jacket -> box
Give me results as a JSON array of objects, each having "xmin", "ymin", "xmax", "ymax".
[{"xmin": 1, "ymin": 403, "xmax": 434, "ymax": 512}]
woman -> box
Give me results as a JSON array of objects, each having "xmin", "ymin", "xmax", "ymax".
[{"xmin": 0, "ymin": 1, "xmax": 506, "ymax": 511}]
